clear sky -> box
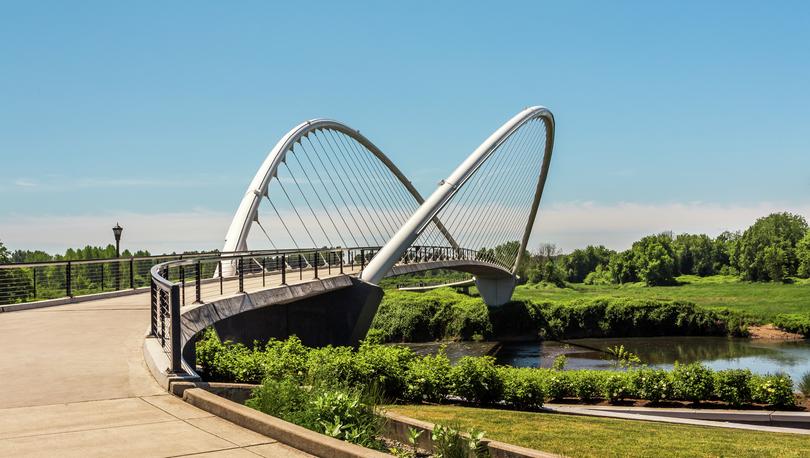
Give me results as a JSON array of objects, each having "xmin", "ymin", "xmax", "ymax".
[{"xmin": 2, "ymin": 1, "xmax": 809, "ymax": 254}]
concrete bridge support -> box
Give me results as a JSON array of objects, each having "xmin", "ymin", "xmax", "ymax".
[
  {"xmin": 212, "ymin": 277, "xmax": 383, "ymax": 349},
  {"xmin": 474, "ymin": 275, "xmax": 516, "ymax": 306}
]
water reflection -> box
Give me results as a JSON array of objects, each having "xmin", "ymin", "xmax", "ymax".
[{"xmin": 493, "ymin": 336, "xmax": 810, "ymax": 388}]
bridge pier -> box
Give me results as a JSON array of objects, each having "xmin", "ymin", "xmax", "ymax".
[
  {"xmin": 474, "ymin": 275, "xmax": 516, "ymax": 306},
  {"xmin": 211, "ymin": 277, "xmax": 384, "ymax": 348}
]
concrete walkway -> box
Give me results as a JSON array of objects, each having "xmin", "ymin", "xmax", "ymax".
[{"xmin": 0, "ymin": 293, "xmax": 312, "ymax": 457}]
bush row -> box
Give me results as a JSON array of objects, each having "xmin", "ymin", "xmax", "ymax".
[
  {"xmin": 371, "ymin": 289, "xmax": 749, "ymax": 342},
  {"xmin": 197, "ymin": 331, "xmax": 795, "ymax": 408},
  {"xmin": 773, "ymin": 313, "xmax": 810, "ymax": 337}
]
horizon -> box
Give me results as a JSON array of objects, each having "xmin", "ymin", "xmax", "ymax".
[{"xmin": 2, "ymin": 1, "xmax": 809, "ymax": 254}]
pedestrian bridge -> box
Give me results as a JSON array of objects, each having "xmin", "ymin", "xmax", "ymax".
[{"xmin": 1, "ymin": 105, "xmax": 555, "ymax": 392}]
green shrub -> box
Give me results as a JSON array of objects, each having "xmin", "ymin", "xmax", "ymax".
[
  {"xmin": 403, "ymin": 348, "xmax": 452, "ymax": 403},
  {"xmin": 773, "ymin": 314, "xmax": 810, "ymax": 337},
  {"xmin": 311, "ymin": 387, "xmax": 384, "ymax": 449},
  {"xmin": 246, "ymin": 378, "xmax": 317, "ymax": 427},
  {"xmin": 571, "ymin": 370, "xmax": 602, "ymax": 402},
  {"xmin": 601, "ymin": 372, "xmax": 634, "ymax": 403},
  {"xmin": 247, "ymin": 379, "xmax": 383, "ymax": 449},
  {"xmin": 750, "ymin": 373, "xmax": 796, "ymax": 407},
  {"xmin": 630, "ymin": 368, "xmax": 673, "ymax": 403},
  {"xmin": 374, "ymin": 289, "xmax": 745, "ymax": 343},
  {"xmin": 431, "ymin": 423, "xmax": 489, "ymax": 458},
  {"xmin": 371, "ymin": 289, "xmax": 491, "ymax": 342},
  {"xmin": 261, "ymin": 335, "xmax": 310, "ymax": 381},
  {"xmin": 713, "ymin": 369, "xmax": 752, "ymax": 406},
  {"xmin": 542, "ymin": 370, "xmax": 573, "ymax": 401},
  {"xmin": 499, "ymin": 367, "xmax": 544, "ymax": 409},
  {"xmin": 355, "ymin": 340, "xmax": 414, "ymax": 399},
  {"xmin": 551, "ymin": 354, "xmax": 567, "ymax": 371},
  {"xmin": 307, "ymin": 345, "xmax": 365, "ymax": 388},
  {"xmin": 672, "ymin": 362, "xmax": 714, "ymax": 403},
  {"xmin": 450, "ymin": 356, "xmax": 503, "ymax": 404},
  {"xmin": 195, "ymin": 331, "xmax": 265, "ymax": 383},
  {"xmin": 800, "ymin": 371, "xmax": 810, "ymax": 397}
]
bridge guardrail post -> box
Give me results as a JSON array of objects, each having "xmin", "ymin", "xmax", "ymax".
[
  {"xmin": 130, "ymin": 258, "xmax": 135, "ymax": 289},
  {"xmin": 179, "ymin": 265, "xmax": 185, "ymax": 306},
  {"xmin": 218, "ymin": 260, "xmax": 223, "ymax": 295},
  {"xmin": 66, "ymin": 261, "xmax": 72, "ymax": 297},
  {"xmin": 340, "ymin": 250, "xmax": 344, "ymax": 274},
  {"xmin": 360, "ymin": 249, "xmax": 365, "ymax": 270},
  {"xmin": 314, "ymin": 251, "xmax": 318, "ymax": 279},
  {"xmin": 299, "ymin": 254, "xmax": 303, "ymax": 280},
  {"xmin": 194, "ymin": 261, "xmax": 202, "ymax": 304},
  {"xmin": 262, "ymin": 257, "xmax": 266, "ymax": 287},
  {"xmin": 281, "ymin": 254, "xmax": 286, "ymax": 285},
  {"xmin": 149, "ymin": 278, "xmax": 157, "ymax": 336},
  {"xmin": 170, "ymin": 283, "xmax": 182, "ymax": 373},
  {"xmin": 238, "ymin": 257, "xmax": 244, "ymax": 292}
]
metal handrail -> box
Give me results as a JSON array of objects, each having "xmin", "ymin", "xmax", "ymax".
[{"xmin": 145, "ymin": 244, "xmax": 497, "ymax": 374}]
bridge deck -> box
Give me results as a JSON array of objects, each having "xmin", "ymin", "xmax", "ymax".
[
  {"xmin": 0, "ymin": 259, "xmax": 500, "ymax": 456},
  {"xmin": 0, "ymin": 291, "xmax": 314, "ymax": 456}
]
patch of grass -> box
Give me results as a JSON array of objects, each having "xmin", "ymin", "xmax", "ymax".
[
  {"xmin": 514, "ymin": 275, "xmax": 810, "ymax": 321},
  {"xmin": 388, "ymin": 405, "xmax": 810, "ymax": 458}
]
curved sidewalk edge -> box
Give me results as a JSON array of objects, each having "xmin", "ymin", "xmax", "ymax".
[
  {"xmin": 182, "ymin": 388, "xmax": 390, "ymax": 458},
  {"xmin": 143, "ymin": 332, "xmax": 200, "ymax": 390}
]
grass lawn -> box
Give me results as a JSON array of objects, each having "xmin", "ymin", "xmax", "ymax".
[
  {"xmin": 512, "ymin": 275, "xmax": 810, "ymax": 321},
  {"xmin": 388, "ymin": 405, "xmax": 810, "ymax": 458}
]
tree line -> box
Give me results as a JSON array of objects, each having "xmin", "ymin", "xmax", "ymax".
[{"xmin": 519, "ymin": 212, "xmax": 810, "ymax": 286}]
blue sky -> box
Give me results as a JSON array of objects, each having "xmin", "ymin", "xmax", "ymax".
[{"xmin": 2, "ymin": 1, "xmax": 809, "ymax": 253}]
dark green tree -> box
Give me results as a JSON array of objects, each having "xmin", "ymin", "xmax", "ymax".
[
  {"xmin": 608, "ymin": 250, "xmax": 637, "ymax": 284},
  {"xmin": 631, "ymin": 233, "xmax": 676, "ymax": 286},
  {"xmin": 563, "ymin": 245, "xmax": 615, "ymax": 282},
  {"xmin": 673, "ymin": 233, "xmax": 715, "ymax": 276},
  {"xmin": 797, "ymin": 232, "xmax": 810, "ymax": 278},
  {"xmin": 735, "ymin": 212, "xmax": 808, "ymax": 281}
]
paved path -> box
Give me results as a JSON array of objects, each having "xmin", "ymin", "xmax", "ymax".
[{"xmin": 0, "ymin": 292, "xmax": 313, "ymax": 457}]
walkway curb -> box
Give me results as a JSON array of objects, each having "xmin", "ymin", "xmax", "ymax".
[
  {"xmin": 0, "ymin": 287, "xmax": 149, "ymax": 313},
  {"xmin": 182, "ymin": 388, "xmax": 390, "ymax": 458},
  {"xmin": 544, "ymin": 404, "xmax": 810, "ymax": 435},
  {"xmin": 381, "ymin": 410, "xmax": 562, "ymax": 458}
]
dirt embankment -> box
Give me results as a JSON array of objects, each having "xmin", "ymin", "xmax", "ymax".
[{"xmin": 748, "ymin": 324, "xmax": 804, "ymax": 340}]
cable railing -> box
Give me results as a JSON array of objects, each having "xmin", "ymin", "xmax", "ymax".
[
  {"xmin": 0, "ymin": 253, "xmax": 197, "ymax": 305},
  {"xmin": 147, "ymin": 245, "xmax": 496, "ymax": 373}
]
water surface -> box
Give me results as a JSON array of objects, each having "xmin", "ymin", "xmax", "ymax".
[{"xmin": 494, "ymin": 336, "xmax": 810, "ymax": 388}]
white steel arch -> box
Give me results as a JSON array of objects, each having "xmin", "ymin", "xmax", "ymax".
[
  {"xmin": 360, "ymin": 106, "xmax": 555, "ymax": 286},
  {"xmin": 223, "ymin": 119, "xmax": 458, "ymax": 253}
]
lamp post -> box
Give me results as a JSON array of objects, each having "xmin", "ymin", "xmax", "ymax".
[{"xmin": 112, "ymin": 223, "xmax": 123, "ymax": 290}]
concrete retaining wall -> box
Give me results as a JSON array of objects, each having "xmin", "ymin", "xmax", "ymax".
[{"xmin": 182, "ymin": 388, "xmax": 390, "ymax": 458}]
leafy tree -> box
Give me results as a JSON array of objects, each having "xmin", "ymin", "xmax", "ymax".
[
  {"xmin": 0, "ymin": 240, "xmax": 10, "ymax": 263},
  {"xmin": 631, "ymin": 233, "xmax": 676, "ymax": 286},
  {"xmin": 735, "ymin": 212, "xmax": 808, "ymax": 281},
  {"xmin": 673, "ymin": 234, "xmax": 715, "ymax": 276},
  {"xmin": 564, "ymin": 245, "xmax": 615, "ymax": 282},
  {"xmin": 798, "ymin": 232, "xmax": 810, "ymax": 278},
  {"xmin": 608, "ymin": 250, "xmax": 637, "ymax": 284},
  {"xmin": 713, "ymin": 231, "xmax": 740, "ymax": 274},
  {"xmin": 525, "ymin": 243, "xmax": 566, "ymax": 286}
]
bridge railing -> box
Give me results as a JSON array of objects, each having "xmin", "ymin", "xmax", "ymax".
[
  {"xmin": 148, "ymin": 246, "xmax": 384, "ymax": 373},
  {"xmin": 0, "ymin": 253, "xmax": 200, "ymax": 306},
  {"xmin": 144, "ymin": 244, "xmax": 489, "ymax": 373}
]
